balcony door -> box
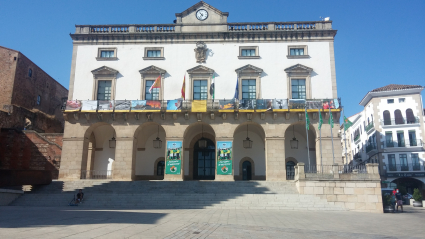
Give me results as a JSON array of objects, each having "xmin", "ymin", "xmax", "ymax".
[
  {"xmin": 193, "ymin": 138, "xmax": 215, "ymax": 180},
  {"xmin": 397, "ymin": 131, "xmax": 405, "ymax": 147}
]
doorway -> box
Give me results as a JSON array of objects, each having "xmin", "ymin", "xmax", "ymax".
[
  {"xmin": 242, "ymin": 161, "xmax": 252, "ymax": 180},
  {"xmin": 286, "ymin": 161, "xmax": 296, "ymax": 180},
  {"xmin": 193, "ymin": 138, "xmax": 215, "ymax": 180}
]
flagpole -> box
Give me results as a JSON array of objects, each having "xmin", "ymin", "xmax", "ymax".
[
  {"xmin": 319, "ymin": 109, "xmax": 323, "ymax": 173},
  {"xmin": 329, "ymin": 107, "xmax": 335, "ymax": 165},
  {"xmin": 342, "ymin": 106, "xmax": 348, "ymax": 171},
  {"xmin": 305, "ymin": 107, "xmax": 311, "ymax": 168}
]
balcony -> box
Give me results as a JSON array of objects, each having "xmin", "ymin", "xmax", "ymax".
[
  {"xmin": 365, "ymin": 122, "xmax": 374, "ymax": 134},
  {"xmin": 385, "ymin": 140, "xmax": 394, "ymax": 148},
  {"xmin": 387, "ymin": 164, "xmax": 424, "ymax": 172},
  {"xmin": 354, "ymin": 135, "xmax": 360, "ymax": 144},
  {"xmin": 384, "ymin": 139, "xmax": 423, "ymax": 148},
  {"xmin": 366, "ymin": 143, "xmax": 377, "ymax": 153},
  {"xmin": 381, "ymin": 117, "xmax": 420, "ymax": 127}
]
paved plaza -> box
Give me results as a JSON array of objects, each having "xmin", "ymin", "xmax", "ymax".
[{"xmin": 0, "ymin": 206, "xmax": 424, "ymax": 239}]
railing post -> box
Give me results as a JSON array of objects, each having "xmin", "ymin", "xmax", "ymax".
[
  {"xmin": 129, "ymin": 25, "xmax": 136, "ymax": 33},
  {"xmin": 268, "ymin": 23, "xmax": 275, "ymax": 31},
  {"xmin": 366, "ymin": 163, "xmax": 380, "ymax": 178},
  {"xmin": 332, "ymin": 164, "xmax": 339, "ymax": 179}
]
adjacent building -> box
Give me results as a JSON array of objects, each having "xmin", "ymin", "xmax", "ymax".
[
  {"xmin": 341, "ymin": 84, "xmax": 425, "ymax": 194},
  {"xmin": 60, "ymin": 1, "xmax": 342, "ymax": 181}
]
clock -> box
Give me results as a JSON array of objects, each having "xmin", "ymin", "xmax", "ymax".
[{"xmin": 196, "ymin": 9, "xmax": 208, "ymax": 21}]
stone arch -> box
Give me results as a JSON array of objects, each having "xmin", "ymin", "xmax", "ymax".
[
  {"xmin": 284, "ymin": 122, "xmax": 317, "ymax": 167},
  {"xmin": 133, "ymin": 122, "xmax": 166, "ymax": 180},
  {"xmin": 236, "ymin": 157, "xmax": 258, "ymax": 181},
  {"xmin": 285, "ymin": 157, "xmax": 298, "ymax": 164},
  {"xmin": 153, "ymin": 157, "xmax": 165, "ymax": 180}
]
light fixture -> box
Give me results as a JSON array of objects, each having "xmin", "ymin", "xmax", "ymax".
[
  {"xmin": 290, "ymin": 125, "xmax": 298, "ymax": 149},
  {"xmin": 153, "ymin": 125, "xmax": 162, "ymax": 149},
  {"xmin": 199, "ymin": 124, "xmax": 207, "ymax": 148},
  {"xmin": 243, "ymin": 124, "xmax": 253, "ymax": 149},
  {"xmin": 109, "ymin": 133, "xmax": 116, "ymax": 148}
]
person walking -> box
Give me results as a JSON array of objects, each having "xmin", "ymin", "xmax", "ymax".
[{"xmin": 395, "ymin": 189, "xmax": 403, "ymax": 212}]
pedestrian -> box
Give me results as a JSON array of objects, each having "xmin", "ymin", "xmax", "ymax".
[{"xmin": 395, "ymin": 189, "xmax": 403, "ymax": 212}]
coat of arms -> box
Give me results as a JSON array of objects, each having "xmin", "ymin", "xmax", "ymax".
[{"xmin": 194, "ymin": 42, "xmax": 208, "ymax": 63}]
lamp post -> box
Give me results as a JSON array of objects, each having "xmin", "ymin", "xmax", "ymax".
[
  {"xmin": 153, "ymin": 125, "xmax": 162, "ymax": 148},
  {"xmin": 290, "ymin": 125, "xmax": 298, "ymax": 149},
  {"xmin": 109, "ymin": 134, "xmax": 116, "ymax": 148},
  {"xmin": 243, "ymin": 124, "xmax": 253, "ymax": 149}
]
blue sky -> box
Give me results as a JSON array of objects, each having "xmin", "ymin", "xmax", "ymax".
[{"xmin": 1, "ymin": 0, "xmax": 424, "ymax": 118}]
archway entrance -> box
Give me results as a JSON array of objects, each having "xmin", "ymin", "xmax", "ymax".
[
  {"xmin": 242, "ymin": 161, "xmax": 252, "ymax": 180},
  {"xmin": 193, "ymin": 138, "xmax": 215, "ymax": 180},
  {"xmin": 286, "ymin": 161, "xmax": 296, "ymax": 180}
]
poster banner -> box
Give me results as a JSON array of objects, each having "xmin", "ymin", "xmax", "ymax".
[
  {"xmin": 256, "ymin": 99, "xmax": 273, "ymax": 111},
  {"xmin": 217, "ymin": 141, "xmax": 232, "ymax": 175},
  {"xmin": 131, "ymin": 100, "xmax": 161, "ymax": 111},
  {"xmin": 219, "ymin": 99, "xmax": 235, "ymax": 111},
  {"xmin": 322, "ymin": 99, "xmax": 340, "ymax": 109},
  {"xmin": 306, "ymin": 100, "xmax": 322, "ymax": 109},
  {"xmin": 81, "ymin": 100, "xmax": 98, "ymax": 112},
  {"xmin": 166, "ymin": 141, "xmax": 182, "ymax": 174},
  {"xmin": 115, "ymin": 100, "xmax": 131, "ymax": 112},
  {"xmin": 98, "ymin": 100, "xmax": 114, "ymax": 111},
  {"xmin": 65, "ymin": 100, "xmax": 82, "ymax": 111},
  {"xmin": 273, "ymin": 99, "xmax": 289, "ymax": 110},
  {"xmin": 191, "ymin": 100, "xmax": 207, "ymax": 112},
  {"xmin": 238, "ymin": 99, "xmax": 255, "ymax": 111},
  {"xmin": 288, "ymin": 99, "xmax": 305, "ymax": 109},
  {"xmin": 167, "ymin": 99, "xmax": 183, "ymax": 111}
]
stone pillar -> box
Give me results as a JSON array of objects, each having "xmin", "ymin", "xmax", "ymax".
[
  {"xmin": 164, "ymin": 138, "xmax": 184, "ymax": 181},
  {"xmin": 59, "ymin": 138, "xmax": 86, "ymax": 180},
  {"xmin": 366, "ymin": 163, "xmax": 380, "ymax": 179},
  {"xmin": 112, "ymin": 138, "xmax": 134, "ymax": 181},
  {"xmin": 295, "ymin": 162, "xmax": 305, "ymax": 180},
  {"xmin": 215, "ymin": 137, "xmax": 234, "ymax": 181},
  {"xmin": 265, "ymin": 137, "xmax": 285, "ymax": 181},
  {"xmin": 332, "ymin": 164, "xmax": 340, "ymax": 179}
]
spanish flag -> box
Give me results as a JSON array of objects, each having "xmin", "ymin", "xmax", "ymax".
[
  {"xmin": 181, "ymin": 75, "xmax": 186, "ymax": 100},
  {"xmin": 149, "ymin": 75, "xmax": 161, "ymax": 93}
]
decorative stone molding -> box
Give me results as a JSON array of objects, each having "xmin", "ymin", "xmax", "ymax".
[
  {"xmin": 285, "ymin": 112, "xmax": 290, "ymax": 120},
  {"xmin": 194, "ymin": 41, "xmax": 208, "ymax": 63},
  {"xmin": 97, "ymin": 113, "xmax": 103, "ymax": 121},
  {"xmin": 123, "ymin": 113, "xmax": 127, "ymax": 121},
  {"xmin": 210, "ymin": 112, "xmax": 215, "ymax": 120},
  {"xmin": 91, "ymin": 66, "xmax": 119, "ymax": 77},
  {"xmin": 235, "ymin": 64, "xmax": 263, "ymax": 99},
  {"xmin": 313, "ymin": 112, "xmax": 317, "ymax": 120},
  {"xmin": 234, "ymin": 112, "xmax": 239, "ymax": 120},
  {"xmin": 185, "ymin": 112, "xmax": 189, "ymax": 120},
  {"xmin": 222, "ymin": 113, "xmax": 227, "ymax": 120},
  {"xmin": 260, "ymin": 112, "xmax": 265, "ymax": 120},
  {"xmin": 134, "ymin": 113, "xmax": 140, "ymax": 120},
  {"xmin": 325, "ymin": 112, "xmax": 330, "ymax": 120},
  {"xmin": 298, "ymin": 113, "xmax": 303, "ymax": 121},
  {"xmin": 247, "ymin": 113, "xmax": 253, "ymax": 120},
  {"xmin": 284, "ymin": 64, "xmax": 313, "ymax": 99},
  {"xmin": 146, "ymin": 113, "xmax": 153, "ymax": 121},
  {"xmin": 273, "ymin": 112, "xmax": 277, "ymax": 120},
  {"xmin": 161, "ymin": 113, "xmax": 166, "ymax": 120},
  {"xmin": 84, "ymin": 113, "xmax": 90, "ymax": 121},
  {"xmin": 173, "ymin": 113, "xmax": 177, "ymax": 120},
  {"xmin": 197, "ymin": 113, "xmax": 202, "ymax": 121},
  {"xmin": 91, "ymin": 66, "xmax": 119, "ymax": 100},
  {"xmin": 111, "ymin": 113, "xmax": 115, "ymax": 121},
  {"xmin": 139, "ymin": 65, "xmax": 166, "ymax": 78}
]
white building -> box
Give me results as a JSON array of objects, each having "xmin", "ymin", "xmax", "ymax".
[{"xmin": 342, "ymin": 84, "xmax": 425, "ymax": 194}]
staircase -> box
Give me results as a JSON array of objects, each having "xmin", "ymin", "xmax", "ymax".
[{"xmin": 10, "ymin": 181, "xmax": 346, "ymax": 211}]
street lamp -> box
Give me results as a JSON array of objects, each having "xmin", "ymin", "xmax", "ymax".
[
  {"xmin": 243, "ymin": 124, "xmax": 253, "ymax": 149},
  {"xmin": 290, "ymin": 125, "xmax": 298, "ymax": 149},
  {"xmin": 109, "ymin": 133, "xmax": 116, "ymax": 148},
  {"xmin": 153, "ymin": 125, "xmax": 162, "ymax": 148}
]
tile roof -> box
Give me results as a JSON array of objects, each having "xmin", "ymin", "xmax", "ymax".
[{"xmin": 371, "ymin": 84, "xmax": 423, "ymax": 92}]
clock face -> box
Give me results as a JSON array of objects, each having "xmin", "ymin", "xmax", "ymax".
[{"xmin": 196, "ymin": 9, "xmax": 208, "ymax": 21}]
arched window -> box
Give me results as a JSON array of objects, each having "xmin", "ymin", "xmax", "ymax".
[
  {"xmin": 36, "ymin": 95, "xmax": 41, "ymax": 105},
  {"xmin": 394, "ymin": 110, "xmax": 403, "ymax": 124},
  {"xmin": 157, "ymin": 161, "xmax": 165, "ymax": 176},
  {"xmin": 406, "ymin": 109, "xmax": 415, "ymax": 123},
  {"xmin": 383, "ymin": 110, "xmax": 391, "ymax": 125},
  {"xmin": 28, "ymin": 69, "xmax": 32, "ymax": 77},
  {"xmin": 367, "ymin": 117, "xmax": 370, "ymax": 124}
]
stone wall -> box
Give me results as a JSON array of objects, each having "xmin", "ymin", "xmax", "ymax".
[
  {"xmin": 0, "ymin": 129, "xmax": 62, "ymax": 179},
  {"xmin": 295, "ymin": 163, "xmax": 383, "ymax": 213}
]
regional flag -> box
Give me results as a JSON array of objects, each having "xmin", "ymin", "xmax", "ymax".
[
  {"xmin": 181, "ymin": 75, "xmax": 186, "ymax": 100},
  {"xmin": 343, "ymin": 116, "xmax": 353, "ymax": 131},
  {"xmin": 318, "ymin": 109, "xmax": 323, "ymax": 130},
  {"xmin": 305, "ymin": 108, "xmax": 310, "ymax": 130},
  {"xmin": 149, "ymin": 75, "xmax": 161, "ymax": 93},
  {"xmin": 210, "ymin": 75, "xmax": 215, "ymax": 100},
  {"xmin": 234, "ymin": 79, "xmax": 239, "ymax": 100}
]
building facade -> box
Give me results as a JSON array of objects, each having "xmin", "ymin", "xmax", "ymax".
[
  {"xmin": 60, "ymin": 1, "xmax": 342, "ymax": 181},
  {"xmin": 341, "ymin": 84, "xmax": 425, "ymax": 194}
]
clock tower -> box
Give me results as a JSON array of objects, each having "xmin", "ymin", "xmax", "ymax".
[{"xmin": 175, "ymin": 1, "xmax": 229, "ymax": 26}]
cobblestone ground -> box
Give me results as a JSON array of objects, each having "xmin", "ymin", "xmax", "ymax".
[{"xmin": 0, "ymin": 206, "xmax": 423, "ymax": 239}]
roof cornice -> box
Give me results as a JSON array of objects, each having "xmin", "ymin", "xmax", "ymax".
[{"xmin": 359, "ymin": 87, "xmax": 424, "ymax": 106}]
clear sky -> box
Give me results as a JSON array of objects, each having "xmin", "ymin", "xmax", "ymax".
[{"xmin": 1, "ymin": 0, "xmax": 424, "ymax": 118}]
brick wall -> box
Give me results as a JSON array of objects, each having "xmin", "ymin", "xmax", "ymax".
[
  {"xmin": 0, "ymin": 129, "xmax": 62, "ymax": 179},
  {"xmin": 0, "ymin": 47, "xmax": 18, "ymax": 111}
]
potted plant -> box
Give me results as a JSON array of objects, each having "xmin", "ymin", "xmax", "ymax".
[
  {"xmin": 382, "ymin": 193, "xmax": 395, "ymax": 213},
  {"xmin": 412, "ymin": 188, "xmax": 423, "ymax": 207}
]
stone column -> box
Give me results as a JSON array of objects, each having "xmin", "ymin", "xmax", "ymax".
[
  {"xmin": 164, "ymin": 138, "xmax": 184, "ymax": 181},
  {"xmin": 366, "ymin": 163, "xmax": 380, "ymax": 179},
  {"xmin": 215, "ymin": 137, "xmax": 234, "ymax": 181},
  {"xmin": 59, "ymin": 138, "xmax": 86, "ymax": 180},
  {"xmin": 295, "ymin": 162, "xmax": 305, "ymax": 180},
  {"xmin": 332, "ymin": 164, "xmax": 340, "ymax": 179},
  {"xmin": 112, "ymin": 138, "xmax": 134, "ymax": 181},
  {"xmin": 265, "ymin": 137, "xmax": 286, "ymax": 181}
]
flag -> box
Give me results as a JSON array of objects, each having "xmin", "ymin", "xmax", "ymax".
[
  {"xmin": 329, "ymin": 108, "xmax": 334, "ymax": 128},
  {"xmin": 343, "ymin": 116, "xmax": 353, "ymax": 131},
  {"xmin": 181, "ymin": 75, "xmax": 186, "ymax": 100},
  {"xmin": 149, "ymin": 75, "xmax": 161, "ymax": 93},
  {"xmin": 234, "ymin": 79, "xmax": 239, "ymax": 99},
  {"xmin": 318, "ymin": 109, "xmax": 323, "ymax": 130},
  {"xmin": 305, "ymin": 108, "xmax": 310, "ymax": 130},
  {"xmin": 210, "ymin": 75, "xmax": 215, "ymax": 100}
]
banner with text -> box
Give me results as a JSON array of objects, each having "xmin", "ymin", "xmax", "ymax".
[
  {"xmin": 166, "ymin": 141, "xmax": 182, "ymax": 174},
  {"xmin": 217, "ymin": 141, "xmax": 232, "ymax": 175}
]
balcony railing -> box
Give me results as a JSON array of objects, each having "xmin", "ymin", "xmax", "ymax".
[
  {"xmin": 354, "ymin": 135, "xmax": 360, "ymax": 144},
  {"xmin": 304, "ymin": 164, "xmax": 367, "ymax": 174},
  {"xmin": 64, "ymin": 98, "xmax": 342, "ymax": 113},
  {"xmin": 384, "ymin": 139, "xmax": 423, "ymax": 148},
  {"xmin": 365, "ymin": 122, "xmax": 374, "ymax": 134},
  {"xmin": 366, "ymin": 143, "xmax": 377, "ymax": 153},
  {"xmin": 381, "ymin": 117, "xmax": 420, "ymax": 126},
  {"xmin": 387, "ymin": 164, "xmax": 424, "ymax": 172}
]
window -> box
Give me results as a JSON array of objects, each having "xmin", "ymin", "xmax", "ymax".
[
  {"xmin": 28, "ymin": 69, "xmax": 32, "ymax": 77},
  {"xmin": 399, "ymin": 98, "xmax": 405, "ymax": 103},
  {"xmin": 406, "ymin": 109, "xmax": 416, "ymax": 123},
  {"xmin": 411, "ymin": 154, "xmax": 419, "ymax": 165},
  {"xmin": 408, "ymin": 130, "xmax": 417, "ymax": 146},
  {"xmin": 394, "ymin": 110, "xmax": 404, "ymax": 124},
  {"xmin": 157, "ymin": 161, "xmax": 165, "ymax": 176},
  {"xmin": 291, "ymin": 79, "xmax": 306, "ymax": 99},
  {"xmin": 385, "ymin": 132, "xmax": 393, "ymax": 147},
  {"xmin": 287, "ymin": 45, "xmax": 308, "ymax": 58},
  {"xmin": 147, "ymin": 50, "xmax": 161, "ymax": 57},
  {"xmin": 383, "ymin": 110, "xmax": 391, "ymax": 125},
  {"xmin": 388, "ymin": 154, "xmax": 396, "ymax": 171},
  {"xmin": 145, "ymin": 80, "xmax": 160, "ymax": 100},
  {"xmin": 242, "ymin": 79, "xmax": 256, "ymax": 100},
  {"xmin": 396, "ymin": 131, "xmax": 405, "ymax": 147},
  {"xmin": 399, "ymin": 154, "xmax": 408, "ymax": 167},
  {"xmin": 144, "ymin": 47, "xmax": 164, "ymax": 60},
  {"xmin": 97, "ymin": 48, "xmax": 117, "ymax": 60},
  {"xmin": 193, "ymin": 80, "xmax": 208, "ymax": 100},
  {"xmin": 97, "ymin": 80, "xmax": 112, "ymax": 100},
  {"xmin": 36, "ymin": 95, "xmax": 41, "ymax": 105},
  {"xmin": 387, "ymin": 99, "xmax": 394, "ymax": 104},
  {"xmin": 238, "ymin": 46, "xmax": 259, "ymax": 59}
]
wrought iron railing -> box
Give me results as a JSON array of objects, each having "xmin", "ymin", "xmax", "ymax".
[
  {"xmin": 365, "ymin": 122, "xmax": 374, "ymax": 134},
  {"xmin": 366, "ymin": 143, "xmax": 377, "ymax": 153},
  {"xmin": 384, "ymin": 139, "xmax": 422, "ymax": 148},
  {"xmin": 354, "ymin": 135, "xmax": 360, "ymax": 144},
  {"xmin": 387, "ymin": 164, "xmax": 424, "ymax": 172},
  {"xmin": 339, "ymin": 163, "xmax": 367, "ymax": 174},
  {"xmin": 381, "ymin": 117, "xmax": 419, "ymax": 126},
  {"xmin": 81, "ymin": 170, "xmax": 113, "ymax": 179},
  {"xmin": 304, "ymin": 164, "xmax": 367, "ymax": 174},
  {"xmin": 286, "ymin": 170, "xmax": 295, "ymax": 180}
]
